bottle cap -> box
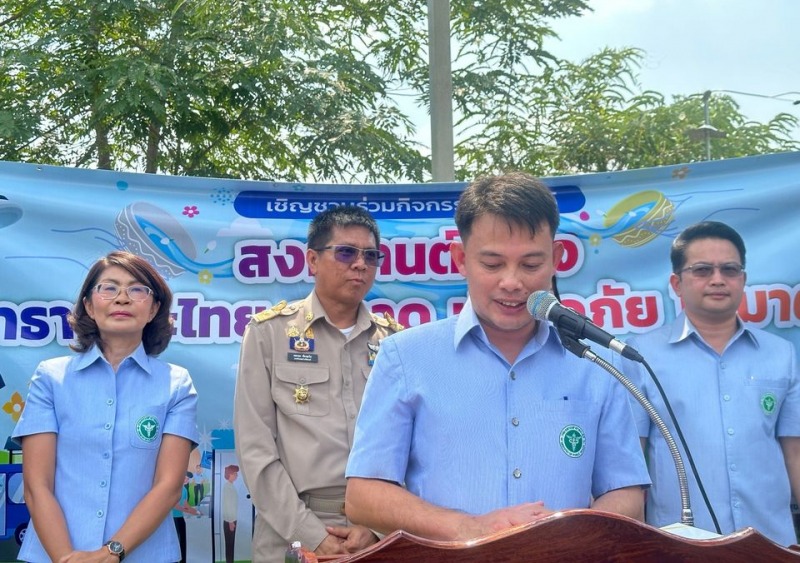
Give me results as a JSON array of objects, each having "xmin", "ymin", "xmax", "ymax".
[{"xmin": 291, "ymin": 541, "xmax": 302, "ymax": 549}]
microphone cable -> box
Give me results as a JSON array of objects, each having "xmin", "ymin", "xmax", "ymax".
[{"xmin": 640, "ymin": 356, "xmax": 722, "ymax": 534}]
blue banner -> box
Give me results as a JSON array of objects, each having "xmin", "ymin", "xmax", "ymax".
[{"xmin": 1, "ymin": 152, "xmax": 799, "ymax": 559}]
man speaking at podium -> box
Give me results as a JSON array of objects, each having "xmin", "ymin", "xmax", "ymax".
[
  {"xmin": 344, "ymin": 172, "xmax": 650, "ymax": 540},
  {"xmin": 620, "ymin": 221, "xmax": 800, "ymax": 546}
]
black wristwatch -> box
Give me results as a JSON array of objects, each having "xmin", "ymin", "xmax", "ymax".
[{"xmin": 105, "ymin": 540, "xmax": 126, "ymax": 561}]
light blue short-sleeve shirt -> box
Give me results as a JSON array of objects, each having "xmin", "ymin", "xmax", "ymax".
[
  {"xmin": 620, "ymin": 313, "xmax": 800, "ymax": 546},
  {"xmin": 346, "ymin": 299, "xmax": 649, "ymax": 514},
  {"xmin": 13, "ymin": 344, "xmax": 199, "ymax": 563}
]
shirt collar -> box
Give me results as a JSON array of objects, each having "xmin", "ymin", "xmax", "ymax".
[
  {"xmin": 453, "ymin": 298, "xmax": 560, "ymax": 357},
  {"xmin": 453, "ymin": 297, "xmax": 481, "ymax": 347},
  {"xmin": 75, "ymin": 342, "xmax": 152, "ymax": 373},
  {"xmin": 670, "ymin": 311, "xmax": 758, "ymax": 348},
  {"xmin": 309, "ymin": 290, "xmax": 373, "ymax": 333}
]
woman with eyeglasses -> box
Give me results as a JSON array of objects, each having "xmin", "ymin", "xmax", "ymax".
[{"xmin": 13, "ymin": 250, "xmax": 199, "ymax": 563}]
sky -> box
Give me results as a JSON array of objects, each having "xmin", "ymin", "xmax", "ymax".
[
  {"xmin": 550, "ymin": 0, "xmax": 800, "ymax": 125},
  {"xmin": 410, "ymin": 0, "xmax": 800, "ymax": 153}
]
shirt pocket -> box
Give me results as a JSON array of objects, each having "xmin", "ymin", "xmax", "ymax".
[
  {"xmin": 530, "ymin": 399, "xmax": 599, "ymax": 459},
  {"xmin": 743, "ymin": 373, "xmax": 790, "ymax": 389},
  {"xmin": 129, "ymin": 405, "xmax": 167, "ymax": 449},
  {"xmin": 274, "ymin": 364, "xmax": 331, "ymax": 416}
]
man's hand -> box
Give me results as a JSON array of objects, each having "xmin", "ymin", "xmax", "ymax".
[
  {"xmin": 314, "ymin": 533, "xmax": 347, "ymax": 556},
  {"xmin": 58, "ymin": 548, "xmax": 119, "ymax": 563},
  {"xmin": 326, "ymin": 524, "xmax": 379, "ymax": 553},
  {"xmin": 459, "ymin": 501, "xmax": 553, "ymax": 540}
]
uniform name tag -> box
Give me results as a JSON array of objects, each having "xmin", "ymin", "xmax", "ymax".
[{"xmin": 288, "ymin": 352, "xmax": 318, "ymax": 363}]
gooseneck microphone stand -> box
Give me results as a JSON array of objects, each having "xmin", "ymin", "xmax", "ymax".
[{"xmin": 558, "ymin": 330, "xmax": 694, "ymax": 526}]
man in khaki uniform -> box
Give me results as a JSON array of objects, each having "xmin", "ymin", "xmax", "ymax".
[{"xmin": 234, "ymin": 205, "xmax": 401, "ymax": 562}]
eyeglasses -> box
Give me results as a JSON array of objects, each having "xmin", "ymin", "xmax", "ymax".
[
  {"xmin": 680, "ymin": 263, "xmax": 745, "ymax": 279},
  {"xmin": 94, "ymin": 283, "xmax": 154, "ymax": 302},
  {"xmin": 314, "ymin": 245, "xmax": 385, "ymax": 267}
]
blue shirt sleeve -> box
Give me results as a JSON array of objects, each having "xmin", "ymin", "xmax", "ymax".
[
  {"xmin": 346, "ymin": 336, "xmax": 412, "ymax": 484},
  {"xmin": 162, "ymin": 363, "xmax": 200, "ymax": 447},
  {"xmin": 12, "ymin": 359, "xmax": 63, "ymax": 439}
]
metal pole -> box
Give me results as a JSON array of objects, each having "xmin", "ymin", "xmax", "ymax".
[
  {"xmin": 427, "ymin": 0, "xmax": 455, "ymax": 181},
  {"xmin": 702, "ymin": 90, "xmax": 711, "ymax": 161}
]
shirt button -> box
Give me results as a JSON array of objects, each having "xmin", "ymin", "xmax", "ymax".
[
  {"xmin": 100, "ymin": 480, "xmax": 107, "ymax": 487},
  {"xmin": 720, "ymin": 363, "xmax": 727, "ymax": 369},
  {"xmin": 513, "ymin": 468, "xmax": 522, "ymax": 479},
  {"xmin": 103, "ymin": 452, "xmax": 110, "ymax": 459},
  {"xmin": 510, "ymin": 371, "xmax": 517, "ymax": 380},
  {"xmin": 97, "ymin": 510, "xmax": 104, "ymax": 518},
  {"xmin": 727, "ymin": 428, "xmax": 735, "ymax": 435},
  {"xmin": 300, "ymin": 378, "xmax": 306, "ymax": 384},
  {"xmin": 511, "ymin": 417, "xmax": 519, "ymax": 427},
  {"xmin": 730, "ymin": 464, "xmax": 737, "ymax": 471},
  {"xmin": 723, "ymin": 394, "xmax": 731, "ymax": 401},
  {"xmin": 107, "ymin": 399, "xmax": 114, "ymax": 405},
  {"xmin": 104, "ymin": 423, "xmax": 112, "ymax": 430},
  {"xmin": 349, "ymin": 414, "xmax": 355, "ymax": 419},
  {"xmin": 344, "ymin": 381, "xmax": 350, "ymax": 388}
]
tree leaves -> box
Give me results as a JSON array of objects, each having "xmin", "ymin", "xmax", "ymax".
[{"xmin": 1, "ymin": 1, "xmax": 796, "ymax": 180}]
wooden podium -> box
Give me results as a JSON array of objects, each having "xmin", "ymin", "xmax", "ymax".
[{"xmin": 323, "ymin": 509, "xmax": 800, "ymax": 562}]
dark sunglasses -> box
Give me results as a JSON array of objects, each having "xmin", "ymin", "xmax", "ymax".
[{"xmin": 314, "ymin": 245, "xmax": 385, "ymax": 267}]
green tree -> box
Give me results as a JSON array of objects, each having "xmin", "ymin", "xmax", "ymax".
[
  {"xmin": 1, "ymin": 1, "xmax": 796, "ymax": 181},
  {"xmin": 453, "ymin": 47, "xmax": 800, "ymax": 179},
  {"xmin": 0, "ymin": 0, "xmax": 429, "ymax": 180},
  {"xmin": 0, "ymin": 0, "xmax": 589, "ymax": 180}
]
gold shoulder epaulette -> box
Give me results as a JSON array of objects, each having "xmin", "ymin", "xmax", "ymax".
[
  {"xmin": 382, "ymin": 312, "xmax": 404, "ymax": 332},
  {"xmin": 281, "ymin": 300, "xmax": 302, "ymax": 316},
  {"xmin": 385, "ymin": 312, "xmax": 404, "ymax": 332},
  {"xmin": 252, "ymin": 300, "xmax": 288, "ymax": 323}
]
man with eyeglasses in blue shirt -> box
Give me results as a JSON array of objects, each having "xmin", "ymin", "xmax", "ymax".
[
  {"xmin": 233, "ymin": 205, "xmax": 402, "ymax": 562},
  {"xmin": 618, "ymin": 220, "xmax": 800, "ymax": 546}
]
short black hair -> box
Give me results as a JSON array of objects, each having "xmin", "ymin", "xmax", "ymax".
[
  {"xmin": 455, "ymin": 172, "xmax": 559, "ymax": 241},
  {"xmin": 307, "ymin": 205, "xmax": 380, "ymax": 250},
  {"xmin": 670, "ymin": 221, "xmax": 746, "ymax": 273}
]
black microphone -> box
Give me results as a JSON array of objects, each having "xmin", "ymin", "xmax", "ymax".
[{"xmin": 527, "ymin": 290, "xmax": 643, "ymax": 362}]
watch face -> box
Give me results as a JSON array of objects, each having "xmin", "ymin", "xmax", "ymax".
[{"xmin": 108, "ymin": 541, "xmax": 123, "ymax": 554}]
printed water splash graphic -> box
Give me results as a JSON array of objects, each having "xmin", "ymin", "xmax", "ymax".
[
  {"xmin": 561, "ymin": 190, "xmax": 680, "ymax": 249},
  {"xmin": 44, "ymin": 202, "xmax": 235, "ymax": 279},
  {"xmin": 114, "ymin": 202, "xmax": 234, "ymax": 279}
]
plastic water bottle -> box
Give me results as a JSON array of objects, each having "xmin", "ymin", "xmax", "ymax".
[{"xmin": 284, "ymin": 540, "xmax": 302, "ymax": 563}]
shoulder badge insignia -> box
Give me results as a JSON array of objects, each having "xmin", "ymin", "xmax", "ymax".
[
  {"xmin": 252, "ymin": 300, "xmax": 288, "ymax": 323},
  {"xmin": 367, "ymin": 341, "xmax": 380, "ymax": 366}
]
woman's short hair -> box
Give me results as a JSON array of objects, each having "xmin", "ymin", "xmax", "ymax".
[{"xmin": 68, "ymin": 250, "xmax": 174, "ymax": 355}]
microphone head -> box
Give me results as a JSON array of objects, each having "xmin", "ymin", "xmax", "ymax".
[{"xmin": 527, "ymin": 290, "xmax": 558, "ymax": 321}]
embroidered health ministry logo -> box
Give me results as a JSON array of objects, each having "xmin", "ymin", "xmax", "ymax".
[
  {"xmin": 560, "ymin": 425, "xmax": 586, "ymax": 458},
  {"xmin": 761, "ymin": 393, "xmax": 777, "ymax": 415},
  {"xmin": 136, "ymin": 415, "xmax": 160, "ymax": 443}
]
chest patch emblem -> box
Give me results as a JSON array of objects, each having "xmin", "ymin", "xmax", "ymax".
[
  {"xmin": 560, "ymin": 425, "xmax": 586, "ymax": 458},
  {"xmin": 761, "ymin": 392, "xmax": 777, "ymax": 415},
  {"xmin": 136, "ymin": 415, "xmax": 160, "ymax": 443}
]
